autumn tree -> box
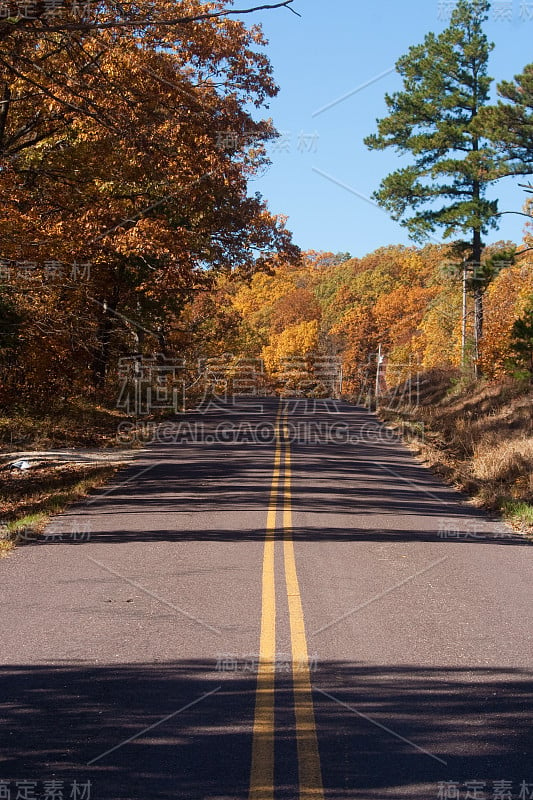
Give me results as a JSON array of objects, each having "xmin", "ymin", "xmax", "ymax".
[
  {"xmin": 232, "ymin": 269, "xmax": 297, "ymax": 346},
  {"xmin": 480, "ymin": 262, "xmax": 533, "ymax": 378},
  {"xmin": 0, "ymin": 0, "xmax": 297, "ymax": 39},
  {"xmin": 0, "ymin": 1, "xmax": 299, "ymax": 399},
  {"xmin": 374, "ymin": 285, "xmax": 439, "ymax": 355},
  {"xmin": 509, "ymin": 296, "xmax": 533, "ymax": 381},
  {"xmin": 330, "ymin": 306, "xmax": 378, "ymax": 396},
  {"xmin": 270, "ymin": 288, "xmax": 321, "ymax": 334},
  {"xmin": 418, "ymin": 286, "xmax": 463, "ymax": 368},
  {"xmin": 262, "ymin": 320, "xmax": 319, "ymax": 376},
  {"xmin": 364, "ymin": 0, "xmax": 501, "ymax": 366}
]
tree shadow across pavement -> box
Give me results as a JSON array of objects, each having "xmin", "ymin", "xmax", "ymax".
[
  {"xmin": 29, "ymin": 429, "xmax": 528, "ymax": 547},
  {"xmin": 1, "ymin": 660, "xmax": 532, "ymax": 799}
]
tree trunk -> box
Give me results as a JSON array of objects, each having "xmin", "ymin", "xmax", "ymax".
[
  {"xmin": 92, "ymin": 295, "xmax": 118, "ymax": 391},
  {"xmin": 0, "ymin": 84, "xmax": 11, "ymax": 152}
]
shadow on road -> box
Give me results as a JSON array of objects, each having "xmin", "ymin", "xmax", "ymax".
[
  {"xmin": 1, "ymin": 661, "xmax": 532, "ymax": 799},
  {"xmin": 31, "ymin": 423, "xmax": 528, "ymax": 546}
]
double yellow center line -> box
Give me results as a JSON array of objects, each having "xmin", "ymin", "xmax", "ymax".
[{"xmin": 249, "ymin": 406, "xmax": 324, "ymax": 800}]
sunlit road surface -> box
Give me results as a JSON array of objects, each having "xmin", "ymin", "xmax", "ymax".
[{"xmin": 1, "ymin": 398, "xmax": 532, "ymax": 800}]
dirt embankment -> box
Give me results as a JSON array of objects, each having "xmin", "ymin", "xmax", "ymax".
[{"xmin": 378, "ymin": 370, "xmax": 533, "ymax": 533}]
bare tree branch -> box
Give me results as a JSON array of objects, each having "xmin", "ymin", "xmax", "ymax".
[
  {"xmin": 0, "ymin": 51, "xmax": 120, "ymax": 134},
  {"xmin": 0, "ymin": 1, "xmax": 300, "ymax": 37}
]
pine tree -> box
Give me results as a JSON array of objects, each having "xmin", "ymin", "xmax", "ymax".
[
  {"xmin": 364, "ymin": 0, "xmax": 501, "ymax": 368},
  {"xmin": 477, "ymin": 63, "xmax": 533, "ymax": 176}
]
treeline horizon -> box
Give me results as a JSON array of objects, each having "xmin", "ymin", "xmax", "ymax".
[{"xmin": 1, "ymin": 0, "xmax": 533, "ymax": 406}]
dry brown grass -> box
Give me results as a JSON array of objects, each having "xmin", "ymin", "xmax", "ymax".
[
  {"xmin": 379, "ymin": 372, "xmax": 533, "ymax": 531},
  {"xmin": 0, "ymin": 399, "xmax": 143, "ymax": 451},
  {"xmin": 0, "ymin": 462, "xmax": 123, "ymax": 554},
  {"xmin": 473, "ymin": 437, "xmax": 533, "ymax": 482}
]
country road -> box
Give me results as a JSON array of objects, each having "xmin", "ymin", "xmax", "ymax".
[{"xmin": 1, "ymin": 398, "xmax": 532, "ymax": 800}]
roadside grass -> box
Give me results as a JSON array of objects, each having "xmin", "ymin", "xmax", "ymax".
[
  {"xmin": 502, "ymin": 500, "xmax": 533, "ymax": 529},
  {"xmin": 378, "ymin": 370, "xmax": 533, "ymax": 535},
  {"xmin": 0, "ymin": 395, "xmax": 180, "ymax": 555},
  {"xmin": 0, "ymin": 398, "xmax": 137, "ymax": 451},
  {"xmin": 0, "ymin": 462, "xmax": 123, "ymax": 556}
]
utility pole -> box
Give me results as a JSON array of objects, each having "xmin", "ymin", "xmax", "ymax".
[
  {"xmin": 462, "ymin": 260, "xmax": 468, "ymax": 370},
  {"xmin": 472, "ymin": 259, "xmax": 479, "ymax": 379},
  {"xmin": 375, "ymin": 343, "xmax": 382, "ymax": 409}
]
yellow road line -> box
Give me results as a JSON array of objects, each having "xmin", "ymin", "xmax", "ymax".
[
  {"xmin": 249, "ymin": 406, "xmax": 324, "ymax": 800},
  {"xmin": 249, "ymin": 407, "xmax": 282, "ymax": 800},
  {"xmin": 282, "ymin": 413, "xmax": 325, "ymax": 800}
]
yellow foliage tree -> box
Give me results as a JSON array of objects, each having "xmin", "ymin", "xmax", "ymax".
[
  {"xmin": 418, "ymin": 286, "xmax": 463, "ymax": 368},
  {"xmin": 480, "ymin": 260, "xmax": 533, "ymax": 378},
  {"xmin": 262, "ymin": 319, "xmax": 319, "ymax": 376},
  {"xmin": 232, "ymin": 271, "xmax": 296, "ymax": 345},
  {"xmin": 330, "ymin": 306, "xmax": 378, "ymax": 396},
  {"xmin": 374, "ymin": 285, "xmax": 439, "ymax": 351}
]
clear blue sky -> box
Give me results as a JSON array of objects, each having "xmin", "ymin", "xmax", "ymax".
[{"xmin": 246, "ymin": 0, "xmax": 533, "ymax": 258}]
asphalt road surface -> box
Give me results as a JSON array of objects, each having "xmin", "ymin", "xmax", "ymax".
[{"xmin": 1, "ymin": 398, "xmax": 532, "ymax": 800}]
